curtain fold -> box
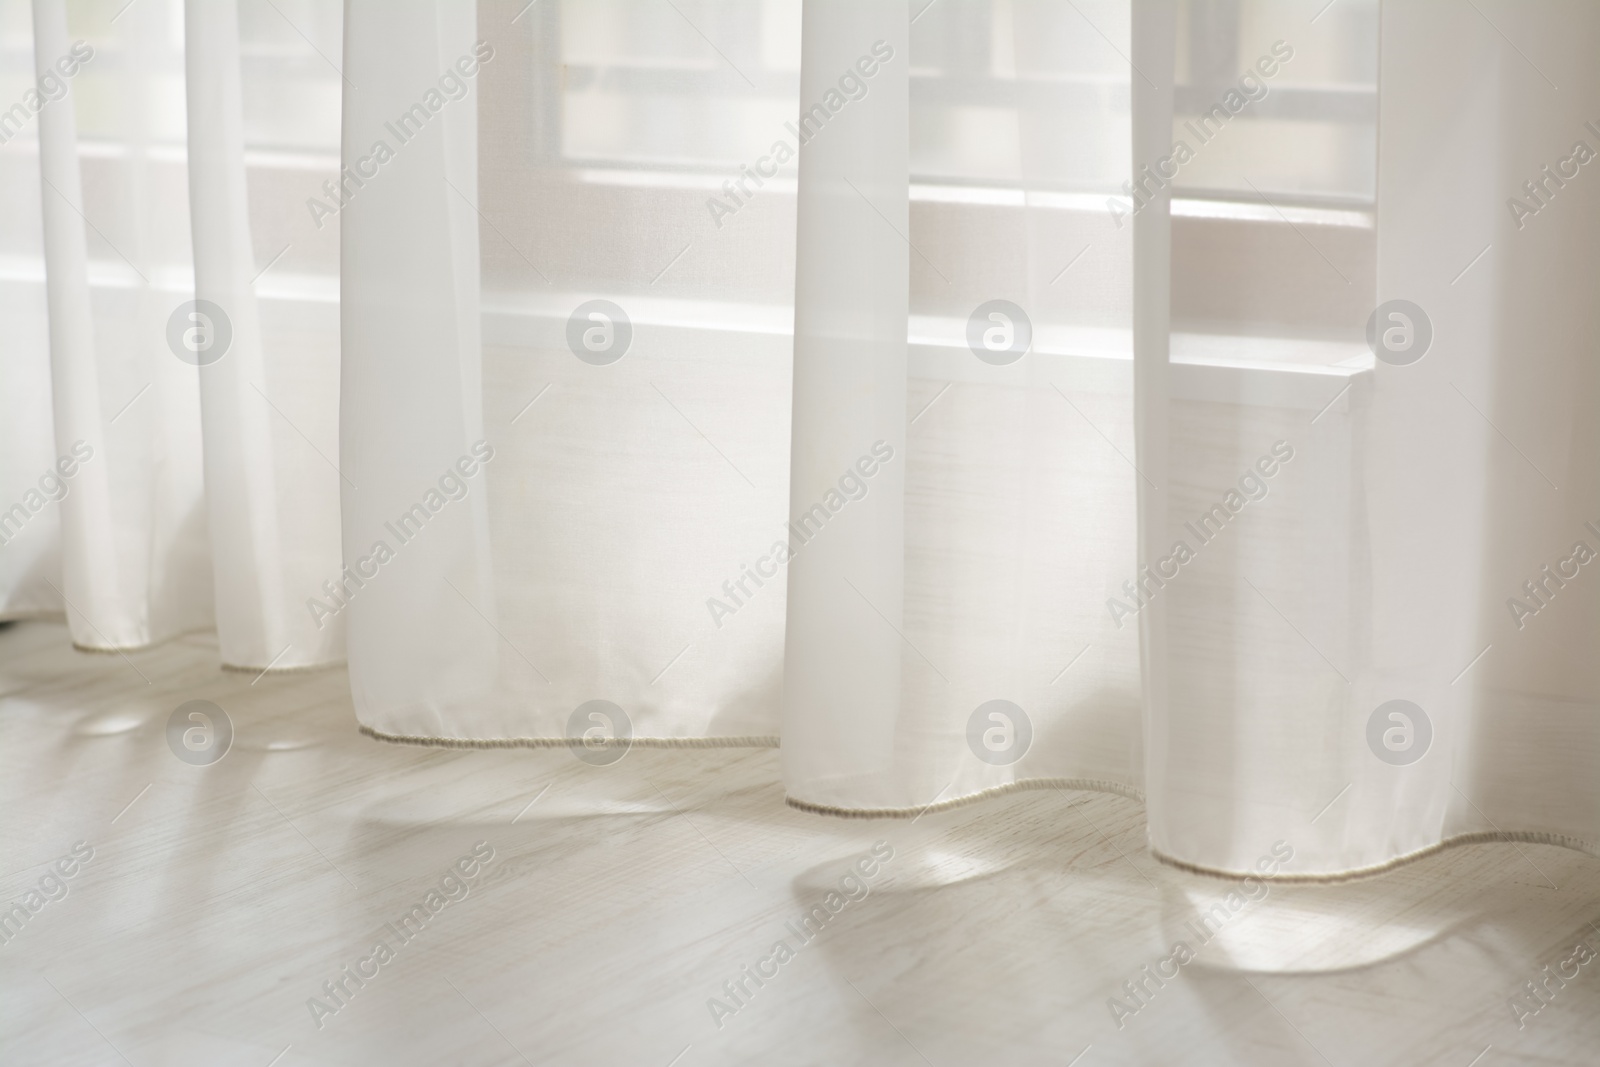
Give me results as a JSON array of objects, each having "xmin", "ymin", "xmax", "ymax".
[
  {"xmin": 32, "ymin": 0, "xmax": 212, "ymax": 652},
  {"xmin": 783, "ymin": 0, "xmax": 1144, "ymax": 813},
  {"xmin": 341, "ymin": 0, "xmax": 497, "ymax": 727},
  {"xmin": 0, "ymin": 2, "xmax": 59, "ymax": 618},
  {"xmin": 6, "ymin": 0, "xmax": 344, "ymax": 667},
  {"xmin": 781, "ymin": 1, "xmax": 915, "ymax": 808},
  {"xmin": 1379, "ymin": 0, "xmax": 1600, "ymax": 869},
  {"xmin": 1138, "ymin": 0, "xmax": 1600, "ymax": 878},
  {"xmin": 343, "ymin": 0, "xmax": 798, "ymax": 744},
  {"xmin": 7, "ymin": 0, "xmax": 1599, "ymax": 881},
  {"xmin": 187, "ymin": 0, "xmax": 343, "ymax": 671}
]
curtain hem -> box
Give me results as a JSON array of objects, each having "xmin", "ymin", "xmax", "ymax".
[
  {"xmin": 786, "ymin": 777, "xmax": 1146, "ymax": 820},
  {"xmin": 357, "ymin": 724, "xmax": 780, "ymax": 749},
  {"xmin": 219, "ymin": 659, "xmax": 346, "ymax": 676},
  {"xmin": 1151, "ymin": 829, "xmax": 1600, "ymax": 884},
  {"xmin": 792, "ymin": 779, "xmax": 1600, "ymax": 886}
]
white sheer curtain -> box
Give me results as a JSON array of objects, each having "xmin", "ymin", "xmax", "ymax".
[
  {"xmin": 340, "ymin": 0, "xmax": 1144, "ymax": 808},
  {"xmin": 186, "ymin": 0, "xmax": 345, "ymax": 671},
  {"xmin": 342, "ymin": 0, "xmax": 797, "ymax": 742},
  {"xmin": 6, "ymin": 0, "xmax": 1598, "ymax": 880},
  {"xmin": 779, "ymin": 0, "xmax": 1141, "ymax": 813},
  {"xmin": 30, "ymin": 0, "xmax": 213, "ymax": 652},
  {"xmin": 0, "ymin": 1, "xmax": 58, "ymax": 619},
  {"xmin": 2, "ymin": 0, "xmax": 343, "ymax": 668},
  {"xmin": 1139, "ymin": 0, "xmax": 1600, "ymax": 877}
]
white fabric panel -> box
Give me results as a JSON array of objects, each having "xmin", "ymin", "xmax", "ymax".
[
  {"xmin": 1389, "ymin": 0, "xmax": 1600, "ymax": 865},
  {"xmin": 33, "ymin": 0, "xmax": 211, "ymax": 650},
  {"xmin": 342, "ymin": 0, "xmax": 797, "ymax": 743},
  {"xmin": 781, "ymin": 1, "xmax": 913, "ymax": 804},
  {"xmin": 781, "ymin": 0, "xmax": 1143, "ymax": 812},
  {"xmin": 186, "ymin": 0, "xmax": 343, "ymax": 670},
  {"xmin": 341, "ymin": 0, "xmax": 497, "ymax": 729},
  {"xmin": 1142, "ymin": 0, "xmax": 1600, "ymax": 876},
  {"xmin": 0, "ymin": 0, "xmax": 61, "ymax": 620},
  {"xmin": 14, "ymin": 0, "xmax": 342, "ymax": 665},
  {"xmin": 8, "ymin": 0, "xmax": 1597, "ymax": 883}
]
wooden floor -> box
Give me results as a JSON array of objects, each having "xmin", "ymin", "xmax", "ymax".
[{"xmin": 2, "ymin": 618, "xmax": 1598, "ymax": 1066}]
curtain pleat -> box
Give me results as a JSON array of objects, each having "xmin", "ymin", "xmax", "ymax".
[
  {"xmin": 783, "ymin": 0, "xmax": 1144, "ymax": 813},
  {"xmin": 0, "ymin": 2, "xmax": 58, "ymax": 618},
  {"xmin": 32, "ymin": 0, "xmax": 211, "ymax": 651},
  {"xmin": 8, "ymin": 0, "xmax": 344, "ymax": 667},
  {"xmin": 341, "ymin": 0, "xmax": 497, "ymax": 726},
  {"xmin": 187, "ymin": 0, "xmax": 343, "ymax": 670}
]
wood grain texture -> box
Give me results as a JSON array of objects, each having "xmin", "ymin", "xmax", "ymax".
[{"xmin": 2, "ymin": 619, "xmax": 1597, "ymax": 1066}]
